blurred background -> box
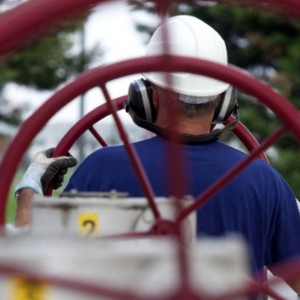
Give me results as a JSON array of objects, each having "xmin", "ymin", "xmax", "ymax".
[{"xmin": 1, "ymin": 0, "xmax": 300, "ymax": 222}]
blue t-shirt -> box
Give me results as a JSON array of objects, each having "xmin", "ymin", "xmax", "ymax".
[{"xmin": 65, "ymin": 136, "xmax": 300, "ymax": 274}]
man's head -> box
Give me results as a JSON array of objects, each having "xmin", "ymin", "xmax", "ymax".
[
  {"xmin": 151, "ymin": 83, "xmax": 222, "ymax": 130},
  {"xmin": 126, "ymin": 15, "xmax": 237, "ymax": 134}
]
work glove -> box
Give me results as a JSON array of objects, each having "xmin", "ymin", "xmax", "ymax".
[{"xmin": 15, "ymin": 148, "xmax": 77, "ymax": 195}]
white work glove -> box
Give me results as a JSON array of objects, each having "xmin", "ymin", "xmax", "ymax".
[{"xmin": 15, "ymin": 148, "xmax": 77, "ymax": 195}]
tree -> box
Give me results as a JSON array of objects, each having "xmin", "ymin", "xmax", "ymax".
[
  {"xmin": 129, "ymin": 1, "xmax": 300, "ymax": 197},
  {"xmin": 0, "ymin": 1, "xmax": 99, "ymax": 125}
]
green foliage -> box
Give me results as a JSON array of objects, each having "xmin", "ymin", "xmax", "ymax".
[
  {"xmin": 280, "ymin": 36, "xmax": 300, "ymax": 85},
  {"xmin": 238, "ymin": 95, "xmax": 279, "ymax": 142},
  {"xmin": 272, "ymin": 147, "xmax": 300, "ymax": 197},
  {"xmin": 0, "ymin": 11, "xmax": 99, "ymax": 125},
  {"xmin": 1, "ymin": 35, "xmax": 72, "ymax": 90},
  {"xmin": 0, "ymin": 19, "xmax": 95, "ymax": 90}
]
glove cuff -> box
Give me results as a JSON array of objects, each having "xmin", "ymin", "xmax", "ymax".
[{"xmin": 15, "ymin": 164, "xmax": 44, "ymax": 197}]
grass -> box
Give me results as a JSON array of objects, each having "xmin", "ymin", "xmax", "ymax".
[
  {"xmin": 6, "ymin": 192, "xmax": 17, "ymax": 224},
  {"xmin": 5, "ymin": 171, "xmax": 22, "ymax": 224}
]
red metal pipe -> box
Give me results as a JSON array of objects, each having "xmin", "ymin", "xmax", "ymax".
[
  {"xmin": 53, "ymin": 96, "xmax": 126, "ymax": 156},
  {"xmin": 0, "ymin": 1, "xmax": 298, "ymax": 299},
  {"xmin": 226, "ymin": 116, "xmax": 269, "ymax": 163},
  {"xmin": 0, "ymin": 0, "xmax": 106, "ymax": 57},
  {"xmin": 1, "ymin": 56, "xmax": 300, "ymax": 225},
  {"xmin": 100, "ymin": 84, "xmax": 160, "ymax": 219},
  {"xmin": 0, "ymin": 57, "xmax": 298, "ymax": 300},
  {"xmin": 54, "ymin": 107, "xmax": 268, "ymax": 165},
  {"xmin": 0, "ymin": 0, "xmax": 300, "ymax": 62},
  {"xmin": 43, "ymin": 97, "xmax": 125, "ymax": 196},
  {"xmin": 89, "ymin": 126, "xmax": 108, "ymax": 147}
]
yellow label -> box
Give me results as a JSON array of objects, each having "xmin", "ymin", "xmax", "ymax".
[
  {"xmin": 6, "ymin": 277, "xmax": 50, "ymax": 300},
  {"xmin": 78, "ymin": 212, "xmax": 99, "ymax": 237}
]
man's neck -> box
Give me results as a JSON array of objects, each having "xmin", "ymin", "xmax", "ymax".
[
  {"xmin": 174, "ymin": 120, "xmax": 211, "ymax": 135},
  {"xmin": 156, "ymin": 115, "xmax": 212, "ymax": 136}
]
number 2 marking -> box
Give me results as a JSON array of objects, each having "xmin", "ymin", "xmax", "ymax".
[
  {"xmin": 82, "ymin": 219, "xmax": 95, "ymax": 237},
  {"xmin": 78, "ymin": 213, "xmax": 99, "ymax": 237}
]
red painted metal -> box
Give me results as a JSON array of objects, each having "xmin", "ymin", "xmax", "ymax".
[
  {"xmin": 88, "ymin": 126, "xmax": 108, "ymax": 147},
  {"xmin": 100, "ymin": 83, "xmax": 161, "ymax": 219},
  {"xmin": 227, "ymin": 116, "xmax": 269, "ymax": 163},
  {"xmin": 0, "ymin": 0, "xmax": 299, "ymax": 56},
  {"xmin": 53, "ymin": 106, "xmax": 268, "ymax": 163},
  {"xmin": 48, "ymin": 100, "xmax": 273, "ymax": 289},
  {"xmin": 0, "ymin": 0, "xmax": 106, "ymax": 57},
  {"xmin": 0, "ymin": 0, "xmax": 299, "ymax": 60},
  {"xmin": 49, "ymin": 102, "xmax": 269, "ymax": 231},
  {"xmin": 0, "ymin": 0, "xmax": 299, "ymax": 299},
  {"xmin": 0, "ymin": 57, "xmax": 298, "ymax": 300},
  {"xmin": 1, "ymin": 56, "xmax": 300, "ymax": 226},
  {"xmin": 53, "ymin": 96, "xmax": 126, "ymax": 156}
]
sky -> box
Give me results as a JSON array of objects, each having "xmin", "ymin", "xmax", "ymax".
[{"xmin": 4, "ymin": 0, "xmax": 155, "ymax": 125}]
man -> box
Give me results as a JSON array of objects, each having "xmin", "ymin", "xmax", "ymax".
[{"xmin": 15, "ymin": 15, "xmax": 300, "ymax": 293}]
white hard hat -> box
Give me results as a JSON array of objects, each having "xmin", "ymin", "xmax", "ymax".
[{"xmin": 143, "ymin": 15, "xmax": 229, "ymax": 98}]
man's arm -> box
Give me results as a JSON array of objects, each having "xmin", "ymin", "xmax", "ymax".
[
  {"xmin": 14, "ymin": 148, "xmax": 77, "ymax": 227},
  {"xmin": 15, "ymin": 188, "xmax": 35, "ymax": 227}
]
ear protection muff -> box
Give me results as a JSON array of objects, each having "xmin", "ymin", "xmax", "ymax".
[
  {"xmin": 125, "ymin": 78, "xmax": 157, "ymax": 123},
  {"xmin": 213, "ymin": 85, "xmax": 238, "ymax": 123},
  {"xmin": 125, "ymin": 79, "xmax": 239, "ymax": 144},
  {"xmin": 126, "ymin": 78, "xmax": 238, "ymax": 125}
]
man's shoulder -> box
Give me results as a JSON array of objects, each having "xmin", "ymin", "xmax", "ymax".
[
  {"xmin": 210, "ymin": 142, "xmax": 278, "ymax": 180},
  {"xmin": 214, "ymin": 142, "xmax": 268, "ymax": 163},
  {"xmin": 86, "ymin": 144, "xmax": 126, "ymax": 161},
  {"xmin": 85, "ymin": 137, "xmax": 158, "ymax": 160}
]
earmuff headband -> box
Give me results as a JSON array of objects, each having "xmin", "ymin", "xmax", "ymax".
[
  {"xmin": 218, "ymin": 86, "xmax": 235, "ymax": 122},
  {"xmin": 134, "ymin": 80, "xmax": 154, "ymax": 122}
]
